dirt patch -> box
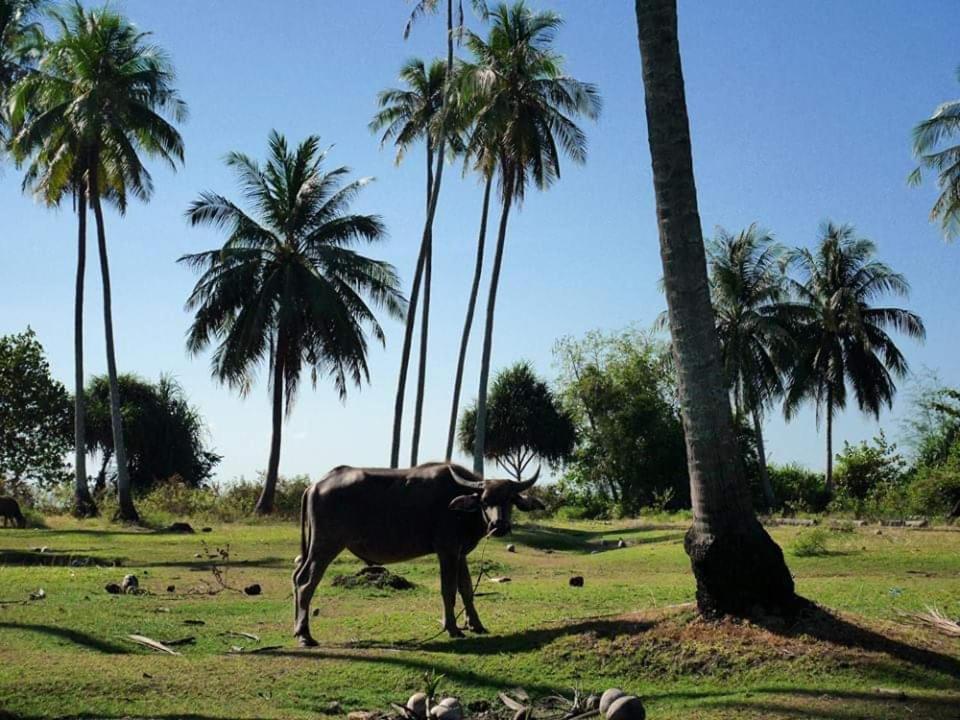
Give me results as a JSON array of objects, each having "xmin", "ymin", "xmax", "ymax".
[
  {"xmin": 331, "ymin": 566, "xmax": 415, "ymax": 590},
  {"xmin": 545, "ymin": 604, "xmax": 960, "ymax": 682}
]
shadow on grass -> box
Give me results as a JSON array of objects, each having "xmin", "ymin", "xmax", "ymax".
[
  {"xmin": 758, "ymin": 603, "xmax": 960, "ymax": 680},
  {"xmin": 148, "ymin": 556, "xmax": 291, "ymax": 570},
  {"xmin": 0, "ymin": 622, "xmax": 128, "ymax": 654},
  {"xmin": 4, "ymin": 716, "xmax": 282, "ymax": 720},
  {"xmin": 509, "ymin": 523, "xmax": 685, "ymax": 553},
  {"xmin": 708, "ymin": 686, "xmax": 960, "ymax": 719},
  {"xmin": 0, "ymin": 550, "xmax": 123, "ymax": 567}
]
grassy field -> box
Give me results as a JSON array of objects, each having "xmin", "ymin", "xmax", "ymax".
[{"xmin": 0, "ymin": 517, "xmax": 958, "ymax": 720}]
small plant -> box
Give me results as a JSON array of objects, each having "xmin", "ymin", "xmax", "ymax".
[{"xmin": 791, "ymin": 528, "xmax": 831, "ymax": 557}]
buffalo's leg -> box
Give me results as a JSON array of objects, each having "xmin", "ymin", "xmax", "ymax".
[
  {"xmin": 458, "ymin": 556, "xmax": 487, "ymax": 634},
  {"xmin": 438, "ymin": 552, "xmax": 465, "ymax": 638},
  {"xmin": 292, "ymin": 540, "xmax": 343, "ymax": 647}
]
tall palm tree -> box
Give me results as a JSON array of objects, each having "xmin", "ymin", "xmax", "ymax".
[
  {"xmin": 783, "ymin": 223, "xmax": 925, "ymax": 493},
  {"xmin": 10, "ymin": 2, "xmax": 186, "ymax": 521},
  {"xmin": 388, "ymin": 0, "xmax": 456, "ymax": 468},
  {"xmin": 180, "ymin": 132, "xmax": 406, "ymax": 515},
  {"xmin": 708, "ymin": 225, "xmax": 791, "ymax": 509},
  {"xmin": 909, "ymin": 66, "xmax": 960, "ymax": 240},
  {"xmin": 635, "ymin": 0, "xmax": 795, "ymax": 616},
  {"xmin": 462, "ymin": 1, "xmax": 600, "ymax": 475},
  {"xmin": 371, "ymin": 57, "xmax": 448, "ymax": 466},
  {"xmin": 445, "ymin": 113, "xmax": 496, "ymax": 460}
]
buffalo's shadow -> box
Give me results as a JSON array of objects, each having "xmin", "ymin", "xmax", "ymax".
[{"xmin": 0, "ymin": 622, "xmax": 129, "ymax": 654}]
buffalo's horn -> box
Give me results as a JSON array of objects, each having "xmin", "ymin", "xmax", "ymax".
[
  {"xmin": 515, "ymin": 465, "xmax": 541, "ymax": 491},
  {"xmin": 449, "ymin": 466, "xmax": 484, "ymax": 490}
]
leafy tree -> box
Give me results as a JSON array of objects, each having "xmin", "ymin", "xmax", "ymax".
[
  {"xmin": 462, "ymin": 1, "xmax": 600, "ymax": 475},
  {"xmin": 833, "ymin": 431, "xmax": 907, "ymax": 504},
  {"xmin": 554, "ymin": 328, "xmax": 687, "ymax": 514},
  {"xmin": 10, "ymin": 2, "xmax": 187, "ymax": 521},
  {"xmin": 783, "ymin": 223, "xmax": 925, "ymax": 493},
  {"xmin": 85, "ymin": 374, "xmax": 220, "ymax": 493},
  {"xmin": 457, "ymin": 361, "xmax": 575, "ymax": 479},
  {"xmin": 909, "ymin": 65, "xmax": 960, "ymax": 240},
  {"xmin": 901, "ymin": 376, "xmax": 960, "ymax": 470},
  {"xmin": 707, "ymin": 225, "xmax": 792, "ymax": 509},
  {"xmin": 0, "ymin": 0, "xmax": 46, "ymax": 150},
  {"xmin": 635, "ymin": 0, "xmax": 795, "ymax": 616},
  {"xmin": 371, "ymin": 57, "xmax": 455, "ymax": 465},
  {"xmin": 0, "ymin": 328, "xmax": 71, "ymax": 493},
  {"xmin": 181, "ymin": 132, "xmax": 406, "ymax": 514}
]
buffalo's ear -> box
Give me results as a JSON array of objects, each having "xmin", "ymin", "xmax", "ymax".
[
  {"xmin": 449, "ymin": 494, "xmax": 482, "ymax": 512},
  {"xmin": 513, "ymin": 493, "xmax": 545, "ymax": 512}
]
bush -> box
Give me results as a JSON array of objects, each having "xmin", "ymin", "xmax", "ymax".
[
  {"xmin": 791, "ymin": 528, "xmax": 830, "ymax": 557},
  {"xmin": 907, "ymin": 464, "xmax": 960, "ymax": 517},
  {"xmin": 767, "ymin": 463, "xmax": 829, "ymax": 513}
]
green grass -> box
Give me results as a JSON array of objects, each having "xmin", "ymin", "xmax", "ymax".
[{"xmin": 0, "ymin": 517, "xmax": 958, "ymax": 719}]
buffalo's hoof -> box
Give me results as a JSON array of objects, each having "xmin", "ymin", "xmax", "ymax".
[
  {"xmin": 296, "ymin": 634, "xmax": 318, "ymax": 648},
  {"xmin": 446, "ymin": 627, "xmax": 466, "ymax": 639},
  {"xmin": 467, "ymin": 622, "xmax": 488, "ymax": 634}
]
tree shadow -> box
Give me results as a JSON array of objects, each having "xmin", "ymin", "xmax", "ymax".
[
  {"xmin": 0, "ymin": 622, "xmax": 129, "ymax": 654},
  {"xmin": 711, "ymin": 686, "xmax": 960, "ymax": 719},
  {"xmin": 0, "ymin": 550, "xmax": 123, "ymax": 567},
  {"xmin": 147, "ymin": 556, "xmax": 290, "ymax": 570},
  {"xmin": 754, "ymin": 602, "xmax": 960, "ymax": 679},
  {"xmin": 509, "ymin": 523, "xmax": 685, "ymax": 553}
]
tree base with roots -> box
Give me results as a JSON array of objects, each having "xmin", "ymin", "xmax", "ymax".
[{"xmin": 685, "ymin": 520, "xmax": 800, "ymax": 618}]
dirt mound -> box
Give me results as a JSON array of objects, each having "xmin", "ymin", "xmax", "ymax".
[
  {"xmin": 331, "ymin": 566, "xmax": 414, "ymax": 590},
  {"xmin": 546, "ymin": 604, "xmax": 960, "ymax": 682}
]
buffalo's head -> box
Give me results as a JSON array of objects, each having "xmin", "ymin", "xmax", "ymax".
[{"xmin": 448, "ymin": 466, "xmax": 545, "ymax": 537}]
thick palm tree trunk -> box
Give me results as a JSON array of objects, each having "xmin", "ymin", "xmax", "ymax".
[
  {"xmin": 410, "ymin": 143, "xmax": 436, "ymax": 466},
  {"xmin": 446, "ymin": 173, "xmax": 493, "ymax": 460},
  {"xmin": 89, "ymin": 166, "xmax": 138, "ymax": 523},
  {"xmin": 752, "ymin": 407, "xmax": 775, "ymax": 510},
  {"xmin": 473, "ymin": 178, "xmax": 514, "ymax": 476},
  {"xmin": 390, "ymin": 0, "xmax": 454, "ymax": 468},
  {"xmin": 635, "ymin": 0, "xmax": 795, "ymax": 616},
  {"xmin": 73, "ymin": 185, "xmax": 96, "ymax": 517},
  {"xmin": 255, "ymin": 344, "xmax": 285, "ymax": 515}
]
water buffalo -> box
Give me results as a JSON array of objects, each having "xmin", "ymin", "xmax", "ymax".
[
  {"xmin": 0, "ymin": 496, "xmax": 26, "ymax": 528},
  {"xmin": 292, "ymin": 462, "xmax": 543, "ymax": 646}
]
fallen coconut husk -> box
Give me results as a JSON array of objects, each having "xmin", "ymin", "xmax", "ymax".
[
  {"xmin": 331, "ymin": 566, "xmax": 414, "ymax": 590},
  {"xmin": 899, "ymin": 606, "xmax": 960, "ymax": 637},
  {"xmin": 221, "ymin": 630, "xmax": 260, "ymax": 642}
]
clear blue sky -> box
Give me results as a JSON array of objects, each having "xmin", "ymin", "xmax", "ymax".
[{"xmin": 2, "ymin": 0, "xmax": 958, "ymax": 484}]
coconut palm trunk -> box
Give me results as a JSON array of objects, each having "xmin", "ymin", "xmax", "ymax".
[
  {"xmin": 73, "ymin": 181, "xmax": 96, "ymax": 516},
  {"xmin": 89, "ymin": 157, "xmax": 138, "ymax": 522},
  {"xmin": 255, "ymin": 334, "xmax": 285, "ymax": 515},
  {"xmin": 390, "ymin": 0, "xmax": 454, "ymax": 468},
  {"xmin": 473, "ymin": 173, "xmax": 514, "ymax": 476},
  {"xmin": 825, "ymin": 388, "xmax": 834, "ymax": 495},
  {"xmin": 752, "ymin": 406, "xmax": 775, "ymax": 510},
  {"xmin": 410, "ymin": 141, "xmax": 436, "ymax": 466},
  {"xmin": 446, "ymin": 173, "xmax": 493, "ymax": 460},
  {"xmin": 635, "ymin": 0, "xmax": 795, "ymax": 616}
]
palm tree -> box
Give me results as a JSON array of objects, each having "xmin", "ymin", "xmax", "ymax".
[
  {"xmin": 10, "ymin": 2, "xmax": 186, "ymax": 521},
  {"xmin": 461, "ymin": 1, "xmax": 600, "ymax": 475},
  {"xmin": 371, "ymin": 57, "xmax": 448, "ymax": 466},
  {"xmin": 708, "ymin": 225, "xmax": 791, "ymax": 509},
  {"xmin": 782, "ymin": 223, "xmax": 925, "ymax": 494},
  {"xmin": 909, "ymin": 66, "xmax": 960, "ymax": 240},
  {"xmin": 445, "ymin": 116, "xmax": 495, "ymax": 460},
  {"xmin": 635, "ymin": 0, "xmax": 796, "ymax": 616},
  {"xmin": 388, "ymin": 0, "xmax": 457, "ymax": 468},
  {"xmin": 180, "ymin": 132, "xmax": 406, "ymax": 515}
]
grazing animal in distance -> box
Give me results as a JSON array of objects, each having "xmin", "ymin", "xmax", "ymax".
[
  {"xmin": 0, "ymin": 496, "xmax": 26, "ymax": 528},
  {"xmin": 292, "ymin": 462, "xmax": 543, "ymax": 646}
]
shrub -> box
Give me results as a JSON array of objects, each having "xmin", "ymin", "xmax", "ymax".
[
  {"xmin": 791, "ymin": 528, "xmax": 830, "ymax": 557},
  {"xmin": 907, "ymin": 464, "xmax": 960, "ymax": 517},
  {"xmin": 767, "ymin": 463, "xmax": 829, "ymax": 513}
]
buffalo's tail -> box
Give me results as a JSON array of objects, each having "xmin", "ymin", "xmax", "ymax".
[{"xmin": 298, "ymin": 487, "xmax": 309, "ymax": 566}]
